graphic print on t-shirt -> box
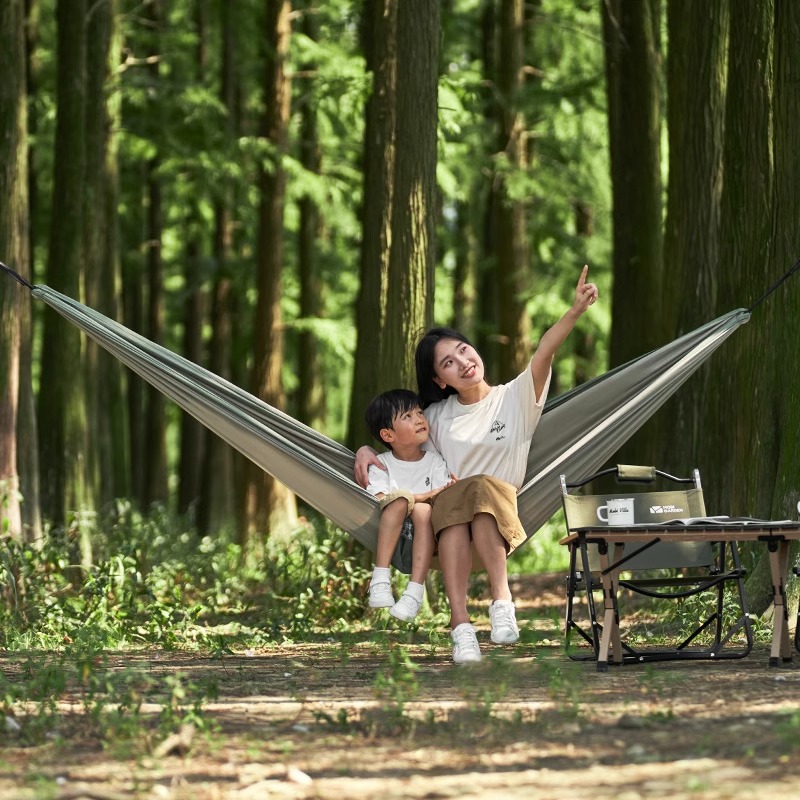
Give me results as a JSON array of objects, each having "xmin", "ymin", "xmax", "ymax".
[{"xmin": 490, "ymin": 419, "xmax": 506, "ymax": 440}]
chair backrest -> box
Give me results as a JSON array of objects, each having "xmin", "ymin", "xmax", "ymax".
[{"xmin": 560, "ymin": 465, "xmax": 713, "ymax": 570}]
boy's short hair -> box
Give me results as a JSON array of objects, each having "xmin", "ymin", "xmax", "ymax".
[{"xmin": 365, "ymin": 389, "xmax": 422, "ymax": 449}]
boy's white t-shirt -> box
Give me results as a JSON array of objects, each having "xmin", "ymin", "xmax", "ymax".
[
  {"xmin": 424, "ymin": 364, "xmax": 551, "ymax": 490},
  {"xmin": 365, "ymin": 449, "xmax": 452, "ymax": 497}
]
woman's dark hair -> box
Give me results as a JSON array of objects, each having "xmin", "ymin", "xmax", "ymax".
[
  {"xmin": 364, "ymin": 388, "xmax": 422, "ymax": 448},
  {"xmin": 414, "ymin": 326, "xmax": 475, "ymax": 409}
]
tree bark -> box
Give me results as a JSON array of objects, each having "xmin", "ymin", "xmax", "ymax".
[
  {"xmin": 347, "ymin": 0, "xmax": 397, "ymax": 450},
  {"xmin": 38, "ymin": 0, "xmax": 89, "ymax": 528},
  {"xmin": 0, "ymin": 0, "xmax": 28, "ymax": 539},
  {"xmin": 296, "ymin": 0, "xmax": 325, "ymax": 432},
  {"xmin": 493, "ymin": 0, "xmax": 531, "ymax": 381},
  {"xmin": 84, "ymin": 0, "xmax": 128, "ymax": 510},
  {"xmin": 656, "ymin": 0, "xmax": 729, "ymax": 474},
  {"xmin": 244, "ymin": 0, "xmax": 297, "ymax": 550},
  {"xmin": 198, "ymin": 0, "xmax": 238, "ymax": 534},
  {"xmin": 380, "ymin": 0, "xmax": 440, "ymax": 389},
  {"xmin": 746, "ymin": 0, "xmax": 800, "ymax": 615},
  {"xmin": 604, "ymin": 0, "xmax": 664, "ymax": 368},
  {"xmin": 141, "ymin": 1, "xmax": 169, "ymax": 510},
  {"xmin": 18, "ymin": 0, "xmax": 42, "ymax": 542}
]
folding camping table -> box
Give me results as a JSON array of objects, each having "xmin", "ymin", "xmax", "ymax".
[{"xmin": 560, "ymin": 521, "xmax": 800, "ymax": 670}]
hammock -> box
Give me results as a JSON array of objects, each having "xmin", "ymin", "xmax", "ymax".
[{"xmin": 2, "ymin": 266, "xmax": 749, "ymax": 553}]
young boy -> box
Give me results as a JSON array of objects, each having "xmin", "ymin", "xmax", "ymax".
[{"xmin": 364, "ymin": 389, "xmax": 454, "ymax": 621}]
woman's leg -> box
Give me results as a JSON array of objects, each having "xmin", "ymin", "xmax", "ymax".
[
  {"xmin": 437, "ymin": 523, "xmax": 473, "ymax": 628},
  {"xmin": 471, "ymin": 512, "xmax": 512, "ymax": 603}
]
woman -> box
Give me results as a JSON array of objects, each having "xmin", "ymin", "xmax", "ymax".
[{"xmin": 355, "ymin": 266, "xmax": 598, "ymax": 663}]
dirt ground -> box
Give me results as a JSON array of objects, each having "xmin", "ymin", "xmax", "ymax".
[{"xmin": 3, "ymin": 573, "xmax": 800, "ymax": 800}]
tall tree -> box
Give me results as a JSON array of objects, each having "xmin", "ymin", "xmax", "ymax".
[
  {"xmin": 198, "ymin": 0, "xmax": 238, "ymax": 534},
  {"xmin": 705, "ymin": 0, "xmax": 773, "ymax": 515},
  {"xmin": 493, "ymin": 0, "xmax": 532, "ymax": 381},
  {"xmin": 379, "ymin": 0, "xmax": 440, "ymax": 388},
  {"xmin": 296, "ymin": 0, "xmax": 325, "ymax": 431},
  {"xmin": 603, "ymin": 0, "xmax": 664, "ymax": 368},
  {"xmin": 141, "ymin": 0, "xmax": 169, "ymax": 510},
  {"xmin": 18, "ymin": 0, "xmax": 41, "ymax": 542},
  {"xmin": 747, "ymin": 0, "xmax": 800, "ymax": 613},
  {"xmin": 347, "ymin": 0, "xmax": 397, "ymax": 449},
  {"xmin": 244, "ymin": 0, "xmax": 297, "ymax": 548},
  {"xmin": 37, "ymin": 0, "xmax": 89, "ymax": 528},
  {"xmin": 0, "ymin": 0, "xmax": 28, "ymax": 539},
  {"xmin": 657, "ymin": 0, "xmax": 729, "ymax": 472},
  {"xmin": 178, "ymin": 0, "xmax": 210, "ymax": 518},
  {"xmin": 83, "ymin": 0, "xmax": 128, "ymax": 509}
]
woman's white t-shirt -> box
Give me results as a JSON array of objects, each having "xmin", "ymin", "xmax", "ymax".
[
  {"xmin": 423, "ymin": 364, "xmax": 550, "ymax": 490},
  {"xmin": 365, "ymin": 449, "xmax": 452, "ymax": 497}
]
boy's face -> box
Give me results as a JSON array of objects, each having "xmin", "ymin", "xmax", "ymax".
[{"xmin": 381, "ymin": 406, "xmax": 429, "ymax": 448}]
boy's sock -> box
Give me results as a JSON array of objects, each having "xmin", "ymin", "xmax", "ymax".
[
  {"xmin": 371, "ymin": 566, "xmax": 391, "ymax": 583},
  {"xmin": 404, "ymin": 581, "xmax": 424, "ymax": 602}
]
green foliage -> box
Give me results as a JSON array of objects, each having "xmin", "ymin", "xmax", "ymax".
[{"xmin": 507, "ymin": 509, "xmax": 570, "ymax": 574}]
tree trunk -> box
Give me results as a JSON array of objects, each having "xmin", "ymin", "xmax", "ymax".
[
  {"xmin": 706, "ymin": 0, "xmax": 773, "ymax": 520},
  {"xmin": 493, "ymin": 0, "xmax": 531, "ymax": 381},
  {"xmin": 379, "ymin": 0, "xmax": 440, "ymax": 389},
  {"xmin": 746, "ymin": 0, "xmax": 800, "ymax": 615},
  {"xmin": 346, "ymin": 0, "xmax": 397, "ymax": 450},
  {"xmin": 178, "ymin": 2, "xmax": 210, "ymax": 520},
  {"xmin": 476, "ymin": 0, "xmax": 498, "ymax": 378},
  {"xmin": 38, "ymin": 0, "xmax": 89, "ymax": 530},
  {"xmin": 656, "ymin": 0, "xmax": 729, "ymax": 474},
  {"xmin": 84, "ymin": 0, "xmax": 128, "ymax": 511},
  {"xmin": 244, "ymin": 0, "xmax": 297, "ymax": 551},
  {"xmin": 178, "ymin": 237, "xmax": 206, "ymax": 518},
  {"xmin": 0, "ymin": 0, "xmax": 28, "ymax": 539},
  {"xmin": 604, "ymin": 0, "xmax": 664, "ymax": 368},
  {"xmin": 198, "ymin": 0, "xmax": 238, "ymax": 535},
  {"xmin": 296, "ymin": 0, "xmax": 325, "ymax": 432},
  {"xmin": 142, "ymin": 1, "xmax": 169, "ymax": 510},
  {"xmin": 18, "ymin": 0, "xmax": 42, "ymax": 543}
]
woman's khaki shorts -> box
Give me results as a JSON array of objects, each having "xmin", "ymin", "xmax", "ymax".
[{"xmin": 430, "ymin": 474, "xmax": 526, "ymax": 554}]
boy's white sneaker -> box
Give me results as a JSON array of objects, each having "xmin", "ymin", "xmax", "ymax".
[
  {"xmin": 368, "ymin": 581, "xmax": 395, "ymax": 608},
  {"xmin": 451, "ymin": 623, "xmax": 482, "ymax": 664},
  {"xmin": 389, "ymin": 592, "xmax": 422, "ymax": 621},
  {"xmin": 489, "ymin": 600, "xmax": 520, "ymax": 644}
]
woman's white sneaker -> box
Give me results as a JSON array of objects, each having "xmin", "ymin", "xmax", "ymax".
[
  {"xmin": 451, "ymin": 623, "xmax": 482, "ymax": 663},
  {"xmin": 489, "ymin": 600, "xmax": 520, "ymax": 644}
]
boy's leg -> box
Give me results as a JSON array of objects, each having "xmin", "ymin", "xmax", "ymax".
[
  {"xmin": 369, "ymin": 498, "xmax": 409, "ymax": 609},
  {"xmin": 408, "ymin": 503, "xmax": 434, "ymax": 584},
  {"xmin": 389, "ymin": 504, "xmax": 433, "ymax": 622},
  {"xmin": 374, "ymin": 498, "xmax": 410, "ymax": 567}
]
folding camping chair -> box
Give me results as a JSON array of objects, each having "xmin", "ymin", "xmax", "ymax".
[{"xmin": 561, "ymin": 464, "xmax": 753, "ymax": 666}]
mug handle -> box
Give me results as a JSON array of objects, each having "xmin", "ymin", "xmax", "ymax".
[{"xmin": 596, "ymin": 505, "xmax": 608, "ymax": 523}]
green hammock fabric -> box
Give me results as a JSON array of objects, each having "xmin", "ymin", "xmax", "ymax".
[{"xmin": 27, "ymin": 283, "xmax": 749, "ymax": 553}]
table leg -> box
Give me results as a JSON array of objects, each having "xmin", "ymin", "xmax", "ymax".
[
  {"xmin": 768, "ymin": 540, "xmax": 792, "ymax": 667},
  {"xmin": 596, "ymin": 543, "xmax": 623, "ymax": 671}
]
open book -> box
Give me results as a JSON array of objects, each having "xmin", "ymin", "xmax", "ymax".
[{"xmin": 660, "ymin": 515, "xmax": 794, "ymax": 526}]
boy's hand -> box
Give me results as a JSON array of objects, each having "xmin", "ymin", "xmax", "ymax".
[
  {"xmin": 416, "ymin": 474, "xmax": 458, "ymax": 503},
  {"xmin": 355, "ymin": 445, "xmax": 384, "ymax": 488},
  {"xmin": 572, "ymin": 264, "xmax": 598, "ymax": 314}
]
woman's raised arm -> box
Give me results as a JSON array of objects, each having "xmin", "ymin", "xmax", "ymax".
[{"xmin": 529, "ymin": 265, "xmax": 598, "ymax": 399}]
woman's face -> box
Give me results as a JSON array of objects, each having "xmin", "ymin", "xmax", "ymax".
[{"xmin": 432, "ymin": 338, "xmax": 485, "ymax": 393}]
